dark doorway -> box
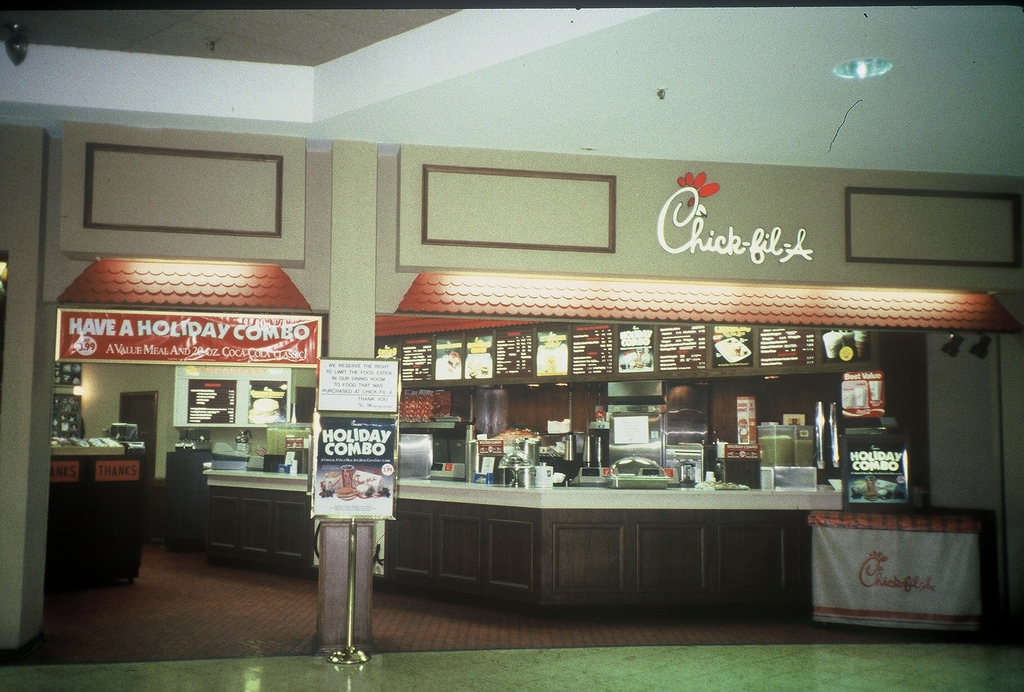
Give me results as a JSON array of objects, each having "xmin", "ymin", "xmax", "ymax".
[{"xmin": 119, "ymin": 391, "xmax": 160, "ymax": 543}]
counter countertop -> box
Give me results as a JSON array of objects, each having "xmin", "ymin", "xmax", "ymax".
[
  {"xmin": 395, "ymin": 479, "xmax": 842, "ymax": 511},
  {"xmin": 204, "ymin": 470, "xmax": 309, "ymax": 492},
  {"xmin": 202, "ymin": 472, "xmax": 842, "ymax": 510}
]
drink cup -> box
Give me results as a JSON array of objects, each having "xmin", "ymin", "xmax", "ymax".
[{"xmin": 340, "ymin": 464, "xmax": 355, "ymax": 488}]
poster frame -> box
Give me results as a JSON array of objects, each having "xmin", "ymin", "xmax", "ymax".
[
  {"xmin": 310, "ymin": 412, "xmax": 398, "ymax": 521},
  {"xmin": 840, "ymin": 432, "xmax": 912, "ymax": 513}
]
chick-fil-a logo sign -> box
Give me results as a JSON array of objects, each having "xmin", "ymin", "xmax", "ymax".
[
  {"xmin": 657, "ymin": 172, "xmax": 813, "ymax": 265},
  {"xmin": 859, "ymin": 550, "xmax": 936, "ymax": 593}
]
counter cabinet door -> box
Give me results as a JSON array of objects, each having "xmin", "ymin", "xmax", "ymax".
[
  {"xmin": 207, "ymin": 490, "xmax": 241, "ymax": 552},
  {"xmin": 634, "ymin": 521, "xmax": 711, "ymax": 600},
  {"xmin": 714, "ymin": 513, "xmax": 809, "ymax": 603},
  {"xmin": 386, "ymin": 506, "xmax": 434, "ymax": 582}
]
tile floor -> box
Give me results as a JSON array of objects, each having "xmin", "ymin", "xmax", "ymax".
[{"xmin": 3, "ymin": 643, "xmax": 1024, "ymax": 692}]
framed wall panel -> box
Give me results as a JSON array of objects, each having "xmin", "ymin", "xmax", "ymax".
[
  {"xmin": 84, "ymin": 143, "xmax": 283, "ymax": 237},
  {"xmin": 846, "ymin": 187, "xmax": 1021, "ymax": 268},
  {"xmin": 422, "ymin": 164, "xmax": 615, "ymax": 253}
]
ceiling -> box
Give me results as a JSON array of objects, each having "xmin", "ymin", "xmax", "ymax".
[
  {"xmin": 0, "ymin": 9, "xmax": 459, "ymax": 67},
  {"xmin": 1, "ymin": 6, "xmax": 1022, "ymax": 177}
]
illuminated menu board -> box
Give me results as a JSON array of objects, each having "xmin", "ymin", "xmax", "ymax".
[
  {"xmin": 464, "ymin": 333, "xmax": 494, "ymax": 380},
  {"xmin": 758, "ymin": 327, "xmax": 818, "ymax": 367},
  {"xmin": 617, "ymin": 324, "xmax": 655, "ymax": 374},
  {"xmin": 434, "ymin": 334, "xmax": 464, "ymax": 381},
  {"xmin": 187, "ymin": 379, "xmax": 237, "ymax": 424},
  {"xmin": 495, "ymin": 328, "xmax": 535, "ymax": 379},
  {"xmin": 571, "ymin": 324, "xmax": 614, "ymax": 375},
  {"xmin": 536, "ymin": 328, "xmax": 569, "ymax": 377},
  {"xmin": 375, "ymin": 340, "xmax": 399, "ymax": 361},
  {"xmin": 400, "ymin": 337, "xmax": 433, "ymax": 383},
  {"xmin": 712, "ymin": 326, "xmax": 754, "ymax": 368},
  {"xmin": 658, "ymin": 324, "xmax": 708, "ymax": 371}
]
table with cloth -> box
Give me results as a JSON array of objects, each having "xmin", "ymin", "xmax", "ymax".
[{"xmin": 808, "ymin": 510, "xmax": 984, "ymax": 631}]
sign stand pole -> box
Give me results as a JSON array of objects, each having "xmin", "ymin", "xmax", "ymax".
[{"xmin": 327, "ymin": 517, "xmax": 370, "ymax": 665}]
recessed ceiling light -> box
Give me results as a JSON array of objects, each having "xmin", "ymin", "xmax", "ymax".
[{"xmin": 832, "ymin": 58, "xmax": 892, "ymax": 79}]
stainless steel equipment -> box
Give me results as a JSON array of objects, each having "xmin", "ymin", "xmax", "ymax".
[
  {"xmin": 664, "ymin": 442, "xmax": 704, "ymax": 486},
  {"xmin": 814, "ymin": 401, "xmax": 841, "ymax": 469},
  {"xmin": 608, "ymin": 404, "xmax": 665, "ymax": 467},
  {"xmin": 607, "ymin": 455, "xmax": 671, "ymax": 489},
  {"xmin": 498, "ymin": 436, "xmax": 539, "ymax": 488},
  {"xmin": 397, "ymin": 433, "xmax": 433, "ymax": 479}
]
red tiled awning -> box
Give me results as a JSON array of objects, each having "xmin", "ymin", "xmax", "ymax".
[
  {"xmin": 375, "ymin": 315, "xmax": 538, "ymax": 337},
  {"xmin": 57, "ymin": 259, "xmax": 310, "ymax": 311},
  {"xmin": 395, "ymin": 273, "xmax": 1022, "ymax": 333}
]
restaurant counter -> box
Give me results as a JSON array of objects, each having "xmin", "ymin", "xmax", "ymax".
[
  {"xmin": 385, "ymin": 481, "xmax": 841, "ymax": 607},
  {"xmin": 203, "ymin": 470, "xmax": 315, "ymax": 576}
]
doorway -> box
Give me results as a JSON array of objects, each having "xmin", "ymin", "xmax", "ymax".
[{"xmin": 119, "ymin": 391, "xmax": 159, "ymax": 543}]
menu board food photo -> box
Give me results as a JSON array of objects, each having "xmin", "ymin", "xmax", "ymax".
[
  {"xmin": 434, "ymin": 335, "xmax": 464, "ymax": 381},
  {"xmin": 822, "ymin": 329, "xmax": 871, "ymax": 363},
  {"xmin": 536, "ymin": 328, "xmax": 569, "ymax": 377},
  {"xmin": 712, "ymin": 326, "xmax": 754, "ymax": 368},
  {"xmin": 248, "ymin": 380, "xmax": 288, "ymax": 424},
  {"xmin": 464, "ymin": 333, "xmax": 494, "ymax": 379},
  {"xmin": 617, "ymin": 324, "xmax": 655, "ymax": 374}
]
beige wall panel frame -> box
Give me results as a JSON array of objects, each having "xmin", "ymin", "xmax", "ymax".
[
  {"xmin": 61, "ymin": 122, "xmax": 306, "ymax": 266},
  {"xmin": 422, "ymin": 164, "xmax": 615, "ymax": 253},
  {"xmin": 85, "ymin": 143, "xmax": 282, "ymax": 237},
  {"xmin": 846, "ymin": 187, "xmax": 1021, "ymax": 268}
]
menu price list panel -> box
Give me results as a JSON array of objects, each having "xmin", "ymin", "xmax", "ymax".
[
  {"xmin": 571, "ymin": 324, "xmax": 615, "ymax": 375},
  {"xmin": 657, "ymin": 324, "xmax": 708, "ymax": 371},
  {"xmin": 400, "ymin": 338, "xmax": 434, "ymax": 383},
  {"xmin": 187, "ymin": 379, "xmax": 237, "ymax": 424},
  {"xmin": 759, "ymin": 328, "xmax": 818, "ymax": 367},
  {"xmin": 494, "ymin": 328, "xmax": 535, "ymax": 379}
]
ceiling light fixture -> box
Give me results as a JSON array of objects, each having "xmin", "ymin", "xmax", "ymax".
[
  {"xmin": 832, "ymin": 57, "xmax": 892, "ymax": 79},
  {"xmin": 4, "ymin": 23, "xmax": 28, "ymax": 66}
]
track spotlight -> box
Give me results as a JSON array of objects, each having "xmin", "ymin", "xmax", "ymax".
[
  {"xmin": 940, "ymin": 333, "xmax": 963, "ymax": 357},
  {"xmin": 4, "ymin": 23, "xmax": 28, "ymax": 66},
  {"xmin": 969, "ymin": 334, "xmax": 991, "ymax": 359}
]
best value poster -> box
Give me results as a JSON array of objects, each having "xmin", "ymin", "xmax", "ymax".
[{"xmin": 312, "ymin": 415, "xmax": 396, "ymax": 520}]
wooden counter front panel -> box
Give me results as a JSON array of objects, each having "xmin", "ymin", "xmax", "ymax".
[
  {"xmin": 389, "ymin": 508, "xmax": 433, "ymax": 578},
  {"xmin": 385, "ymin": 499, "xmax": 811, "ymax": 607},
  {"xmin": 240, "ymin": 497, "xmax": 272, "ymax": 556},
  {"xmin": 438, "ymin": 514, "xmax": 482, "ymax": 585},
  {"xmin": 635, "ymin": 523, "xmax": 709, "ymax": 596},
  {"xmin": 716, "ymin": 522, "xmax": 789, "ymax": 596},
  {"xmin": 206, "ymin": 486, "xmax": 315, "ymax": 574},
  {"xmin": 487, "ymin": 518, "xmax": 535, "ymax": 593},
  {"xmin": 551, "ymin": 523, "xmax": 624, "ymax": 595}
]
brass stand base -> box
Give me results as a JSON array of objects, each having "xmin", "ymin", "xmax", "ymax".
[{"xmin": 327, "ymin": 647, "xmax": 370, "ymax": 665}]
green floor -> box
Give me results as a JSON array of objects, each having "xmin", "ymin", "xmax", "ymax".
[{"xmin": 3, "ymin": 643, "xmax": 1023, "ymax": 692}]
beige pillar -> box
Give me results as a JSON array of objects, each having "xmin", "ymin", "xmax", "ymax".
[
  {"xmin": 0, "ymin": 125, "xmax": 54, "ymax": 654},
  {"xmin": 316, "ymin": 140, "xmax": 380, "ymax": 654}
]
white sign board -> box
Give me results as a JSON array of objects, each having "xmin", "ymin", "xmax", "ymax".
[{"xmin": 318, "ymin": 359, "xmax": 399, "ymax": 413}]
